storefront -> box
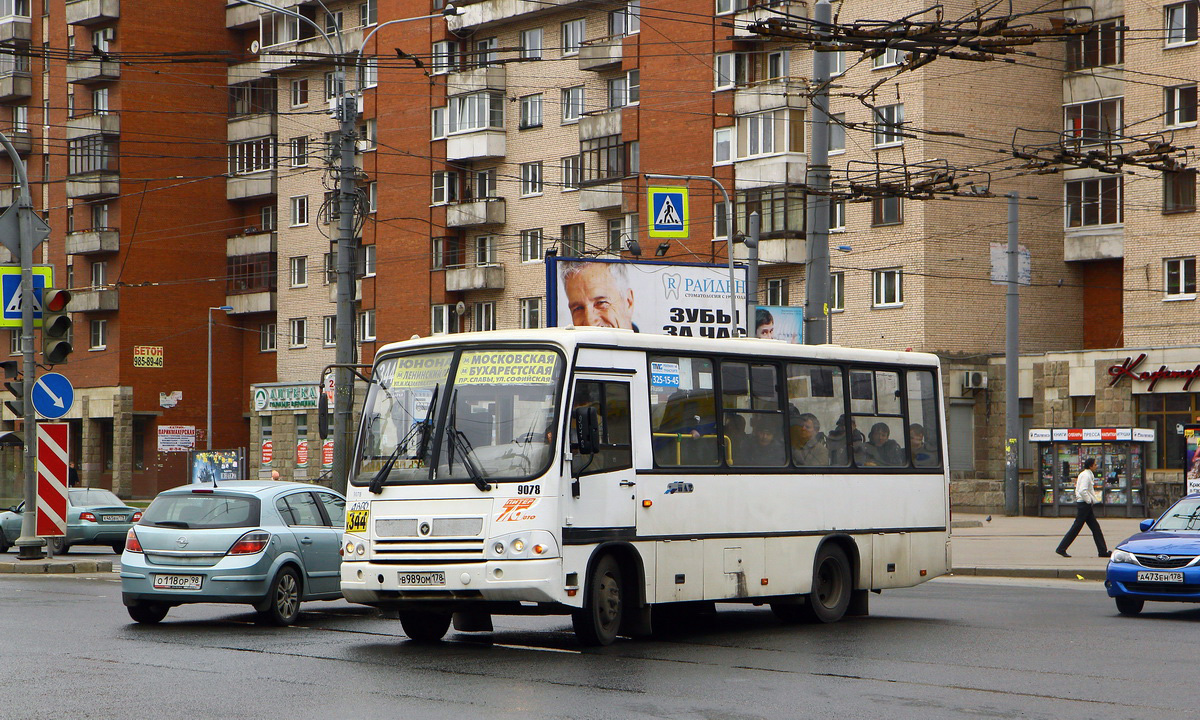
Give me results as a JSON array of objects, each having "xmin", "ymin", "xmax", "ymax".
[
  {"xmin": 1030, "ymin": 427, "xmax": 1154, "ymax": 517},
  {"xmin": 249, "ymin": 382, "xmax": 330, "ymax": 483}
]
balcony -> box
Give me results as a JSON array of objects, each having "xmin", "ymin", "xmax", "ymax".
[
  {"xmin": 66, "ymin": 172, "xmax": 119, "ymax": 199},
  {"xmin": 578, "ymin": 180, "xmax": 626, "ymax": 211},
  {"xmin": 445, "ymin": 264, "xmax": 505, "ymax": 292},
  {"xmin": 578, "ymin": 109, "xmax": 621, "ymax": 141},
  {"xmin": 446, "ymin": 65, "xmax": 505, "ymax": 94},
  {"xmin": 227, "ymin": 290, "xmax": 274, "ymax": 314},
  {"xmin": 578, "ymin": 36, "xmax": 623, "ymax": 71},
  {"xmin": 66, "ymin": 111, "xmax": 119, "ymax": 140},
  {"xmin": 730, "ymin": 0, "xmax": 806, "ymax": 39},
  {"xmin": 0, "ymin": 71, "xmax": 31, "ymax": 101},
  {"xmin": 0, "ymin": 16, "xmax": 31, "ymax": 43},
  {"xmin": 66, "ymin": 0, "xmax": 119, "ymax": 26},
  {"xmin": 1064, "ymin": 228, "xmax": 1123, "ymax": 261},
  {"xmin": 448, "ymin": 0, "xmax": 590, "ymax": 31},
  {"xmin": 445, "ymin": 198, "xmax": 505, "ymax": 227},
  {"xmin": 733, "ymin": 79, "xmax": 808, "ymax": 114},
  {"xmin": 67, "ymin": 57, "xmax": 120, "ymax": 85},
  {"xmin": 8, "ymin": 129, "xmax": 31, "ymax": 154},
  {"xmin": 65, "ymin": 228, "xmax": 119, "ymax": 255},
  {"xmin": 71, "ymin": 287, "xmax": 119, "ymax": 312},
  {"xmin": 226, "ymin": 171, "xmax": 276, "ymax": 201},
  {"xmin": 225, "ymin": 0, "xmax": 259, "ymax": 29},
  {"xmin": 733, "ymin": 237, "xmax": 806, "ymax": 264},
  {"xmin": 228, "ymin": 113, "xmax": 276, "ymax": 143},
  {"xmin": 734, "ymin": 153, "xmax": 807, "ymax": 188},
  {"xmin": 446, "ymin": 131, "xmax": 505, "ymax": 162},
  {"xmin": 258, "ymin": 27, "xmax": 363, "ymax": 75}
]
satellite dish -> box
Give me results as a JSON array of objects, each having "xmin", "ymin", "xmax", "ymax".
[
  {"xmin": 249, "ymin": 40, "xmax": 261, "ymax": 54},
  {"xmin": 455, "ymin": 301, "xmax": 466, "ymax": 316}
]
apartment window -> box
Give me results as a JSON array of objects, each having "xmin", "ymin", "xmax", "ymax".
[
  {"xmin": 227, "ymin": 252, "xmax": 276, "ymax": 294},
  {"xmin": 520, "ymin": 28, "xmax": 543, "ymax": 59},
  {"xmin": 607, "ymin": 70, "xmax": 640, "ymax": 108},
  {"xmin": 8, "ymin": 329, "xmax": 17, "ymax": 356},
  {"xmin": 715, "ymin": 53, "xmax": 737, "ymax": 90},
  {"xmin": 358, "ymin": 57, "xmax": 377, "ymax": 89},
  {"xmin": 322, "ymin": 316, "xmax": 337, "ymax": 346},
  {"xmin": 473, "ymin": 302, "xmax": 495, "ymax": 332},
  {"xmin": 366, "ymin": 181, "xmax": 377, "ymax": 213},
  {"xmin": 735, "ymin": 186, "xmax": 804, "ymax": 236},
  {"xmin": 581, "ymin": 134, "xmax": 627, "ymax": 183},
  {"xmin": 715, "ymin": 201, "xmax": 729, "ymax": 240},
  {"xmin": 561, "ymin": 223, "xmax": 586, "ymax": 256},
  {"xmin": 610, "ymin": 1, "xmax": 640, "ymax": 36},
  {"xmin": 1, "ymin": 0, "xmax": 29, "ymax": 18},
  {"xmin": 92, "ymin": 87, "xmax": 108, "ymax": 115},
  {"xmin": 360, "ymin": 0, "xmax": 376, "ymax": 26},
  {"xmin": 362, "ymin": 243, "xmax": 376, "ymax": 275},
  {"xmin": 89, "ymin": 319, "xmax": 106, "ymax": 350},
  {"xmin": 765, "ymin": 51, "xmax": 787, "ymax": 81},
  {"xmin": 872, "ymin": 195, "xmax": 902, "ymax": 225},
  {"xmin": 261, "ymin": 204, "xmax": 276, "ymax": 231},
  {"xmin": 474, "ymin": 235, "xmax": 496, "ymax": 266},
  {"xmin": 520, "ymin": 297, "xmax": 542, "ymax": 329},
  {"xmin": 290, "ymin": 79, "xmax": 308, "ymax": 107},
  {"xmin": 289, "ymin": 256, "xmax": 307, "ymax": 287},
  {"xmin": 520, "ymin": 161, "xmax": 543, "ymax": 196},
  {"xmin": 357, "ymin": 308, "xmax": 376, "ymax": 342},
  {"xmin": 831, "ymin": 198, "xmax": 846, "ymax": 230},
  {"xmin": 431, "ymin": 304, "xmax": 458, "ymax": 335},
  {"xmin": 716, "ymin": 0, "xmax": 748, "ymax": 14},
  {"xmin": 357, "ymin": 118, "xmax": 376, "ymax": 150},
  {"xmin": 1166, "ymin": 85, "xmax": 1197, "ymax": 126},
  {"xmin": 766, "ymin": 278, "xmax": 788, "ymax": 306},
  {"xmin": 289, "ymin": 136, "xmax": 308, "ymax": 167},
  {"xmin": 228, "ymin": 137, "xmax": 274, "ymax": 175},
  {"xmin": 1165, "ymin": 257, "xmax": 1197, "ymax": 298},
  {"xmin": 1066, "ymin": 17, "xmax": 1124, "ymax": 69},
  {"xmin": 562, "ymin": 19, "xmax": 585, "ymax": 55},
  {"xmin": 431, "ymin": 40, "xmax": 457, "ymax": 74},
  {"xmin": 520, "ymin": 228, "xmax": 543, "ymax": 262},
  {"xmin": 714, "ymin": 127, "xmax": 733, "ymax": 165},
  {"xmin": 1166, "ymin": 2, "xmax": 1199, "ymax": 46},
  {"xmin": 324, "ymin": 251, "xmax": 335, "ymax": 283},
  {"xmin": 829, "ymin": 113, "xmax": 845, "ymax": 153},
  {"xmin": 90, "ymin": 261, "xmax": 106, "ymax": 288},
  {"xmin": 873, "ymin": 103, "xmax": 905, "ymax": 147},
  {"xmin": 324, "ymin": 9, "xmax": 343, "ymax": 34},
  {"xmin": 1064, "ymin": 98, "xmax": 1122, "ymax": 145},
  {"xmin": 1165, "ymin": 169, "xmax": 1197, "ymax": 213},
  {"xmin": 447, "ymin": 91, "xmax": 503, "ymax": 133},
  {"xmin": 738, "ymin": 108, "xmax": 804, "ymax": 158},
  {"xmin": 324, "ymin": 72, "xmax": 344, "ymax": 100},
  {"xmin": 1066, "ymin": 177, "xmax": 1122, "ymax": 227},
  {"xmin": 433, "ymin": 170, "xmax": 458, "ymax": 204},
  {"xmin": 830, "ymin": 49, "xmax": 846, "ymax": 76},
  {"xmin": 561, "ymin": 154, "xmax": 581, "ymax": 190},
  {"xmin": 519, "ymin": 93, "xmax": 543, "ymax": 129},
  {"xmin": 873, "ymin": 268, "xmax": 903, "ymax": 307},
  {"xmin": 472, "ymin": 37, "xmax": 498, "ymax": 68},
  {"xmin": 466, "ymin": 168, "xmax": 496, "ymax": 199},
  {"xmin": 91, "ymin": 203, "xmax": 108, "ymax": 230},
  {"xmin": 873, "ymin": 47, "xmax": 907, "ymax": 68},
  {"xmin": 831, "ymin": 271, "xmax": 845, "ymax": 311},
  {"xmin": 290, "ymin": 195, "xmax": 309, "ymax": 226},
  {"xmin": 432, "ymin": 107, "xmax": 446, "ymax": 139},
  {"xmin": 561, "ymin": 85, "xmax": 584, "ymax": 123},
  {"xmin": 289, "ymin": 318, "xmax": 307, "ymax": 348}
]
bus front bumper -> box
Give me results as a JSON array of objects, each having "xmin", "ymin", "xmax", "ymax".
[{"xmin": 341, "ymin": 558, "xmax": 564, "ymax": 606}]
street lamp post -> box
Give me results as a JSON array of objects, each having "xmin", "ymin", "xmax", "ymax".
[{"xmin": 207, "ymin": 306, "xmax": 232, "ymax": 451}]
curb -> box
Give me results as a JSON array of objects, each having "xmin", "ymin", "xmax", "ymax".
[
  {"xmin": 0, "ymin": 559, "xmax": 114, "ymax": 574},
  {"xmin": 951, "ymin": 566, "xmax": 1106, "ymax": 581}
]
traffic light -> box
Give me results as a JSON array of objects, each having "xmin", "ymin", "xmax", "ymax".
[
  {"xmin": 41, "ymin": 289, "xmax": 72, "ymax": 365},
  {"xmin": 1, "ymin": 360, "xmax": 22, "ymax": 417}
]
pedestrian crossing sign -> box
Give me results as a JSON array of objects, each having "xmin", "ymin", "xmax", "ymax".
[
  {"xmin": 0, "ymin": 266, "xmax": 53, "ymax": 327},
  {"xmin": 648, "ymin": 186, "xmax": 688, "ymax": 238}
]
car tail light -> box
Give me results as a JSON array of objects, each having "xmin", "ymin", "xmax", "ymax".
[
  {"xmin": 80, "ymin": 512, "xmax": 97, "ymax": 522},
  {"xmin": 228, "ymin": 531, "xmax": 270, "ymax": 556},
  {"xmin": 125, "ymin": 529, "xmax": 142, "ymax": 553},
  {"xmin": 131, "ymin": 511, "xmax": 142, "ymax": 522}
]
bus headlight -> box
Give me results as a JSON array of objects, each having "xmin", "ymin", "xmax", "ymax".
[{"xmin": 488, "ymin": 531, "xmax": 559, "ymax": 560}]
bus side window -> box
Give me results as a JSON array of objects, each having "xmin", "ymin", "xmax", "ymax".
[
  {"xmin": 907, "ymin": 369, "xmax": 942, "ymax": 468},
  {"xmin": 649, "ymin": 355, "xmax": 719, "ymax": 467},
  {"xmin": 572, "ymin": 380, "xmax": 632, "ymax": 475},
  {"xmin": 786, "ymin": 363, "xmax": 845, "ymax": 467}
]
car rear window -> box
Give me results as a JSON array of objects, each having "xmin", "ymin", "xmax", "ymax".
[
  {"xmin": 139, "ymin": 493, "xmax": 260, "ymax": 529},
  {"xmin": 69, "ymin": 488, "xmax": 123, "ymax": 506}
]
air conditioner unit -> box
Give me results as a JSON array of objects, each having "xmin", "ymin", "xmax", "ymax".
[{"xmin": 962, "ymin": 370, "xmax": 988, "ymax": 390}]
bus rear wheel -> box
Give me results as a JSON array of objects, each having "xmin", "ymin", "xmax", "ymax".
[
  {"xmin": 773, "ymin": 544, "xmax": 852, "ymax": 624},
  {"xmin": 573, "ymin": 554, "xmax": 624, "ymax": 646}
]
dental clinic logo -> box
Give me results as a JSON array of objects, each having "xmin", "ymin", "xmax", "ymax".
[{"xmin": 662, "ymin": 273, "xmax": 681, "ymax": 299}]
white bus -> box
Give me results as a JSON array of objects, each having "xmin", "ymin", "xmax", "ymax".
[{"xmin": 337, "ymin": 328, "xmax": 950, "ymax": 645}]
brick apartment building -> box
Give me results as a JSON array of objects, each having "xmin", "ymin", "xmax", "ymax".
[{"xmin": 0, "ymin": 0, "xmax": 1196, "ymax": 511}]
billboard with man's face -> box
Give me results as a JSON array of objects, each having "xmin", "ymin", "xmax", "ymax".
[{"xmin": 547, "ymin": 257, "xmax": 748, "ymax": 338}]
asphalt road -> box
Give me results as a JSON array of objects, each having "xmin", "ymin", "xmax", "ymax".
[{"xmin": 0, "ymin": 562, "xmax": 1193, "ymax": 720}]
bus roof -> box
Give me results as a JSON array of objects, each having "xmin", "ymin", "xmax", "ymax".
[{"xmin": 372, "ymin": 327, "xmax": 941, "ymax": 368}]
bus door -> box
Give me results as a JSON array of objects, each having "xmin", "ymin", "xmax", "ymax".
[{"xmin": 566, "ymin": 376, "xmax": 636, "ymax": 529}]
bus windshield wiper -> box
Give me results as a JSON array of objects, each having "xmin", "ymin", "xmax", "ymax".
[
  {"xmin": 447, "ymin": 391, "xmax": 491, "ymax": 492},
  {"xmin": 370, "ymin": 384, "xmax": 439, "ymax": 494}
]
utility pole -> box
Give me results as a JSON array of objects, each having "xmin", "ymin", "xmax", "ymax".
[
  {"xmin": 1005, "ymin": 192, "xmax": 1020, "ymax": 515},
  {"xmin": 331, "ymin": 83, "xmax": 358, "ymax": 496},
  {"xmin": 804, "ymin": 0, "xmax": 832, "ymax": 345},
  {"xmin": 746, "ymin": 211, "xmax": 760, "ymax": 335}
]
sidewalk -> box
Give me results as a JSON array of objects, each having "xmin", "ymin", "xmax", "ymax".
[{"xmin": 951, "ymin": 512, "xmax": 1145, "ymax": 581}]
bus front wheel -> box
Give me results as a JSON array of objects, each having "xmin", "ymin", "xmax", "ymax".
[
  {"xmin": 399, "ymin": 610, "xmax": 452, "ymax": 642},
  {"xmin": 573, "ymin": 554, "xmax": 624, "ymax": 646}
]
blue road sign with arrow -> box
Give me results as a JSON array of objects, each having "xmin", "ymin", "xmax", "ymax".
[{"xmin": 32, "ymin": 372, "xmax": 74, "ymax": 419}]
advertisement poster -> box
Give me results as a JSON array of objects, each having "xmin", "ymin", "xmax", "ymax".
[
  {"xmin": 754, "ymin": 305, "xmax": 804, "ymax": 343},
  {"xmin": 547, "ymin": 257, "xmax": 747, "ymax": 338},
  {"xmin": 157, "ymin": 425, "xmax": 196, "ymax": 453},
  {"xmin": 190, "ymin": 449, "xmax": 244, "ymax": 484},
  {"xmin": 1185, "ymin": 425, "xmax": 1200, "ymax": 495}
]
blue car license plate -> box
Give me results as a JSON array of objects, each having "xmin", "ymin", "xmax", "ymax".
[
  {"xmin": 153, "ymin": 574, "xmax": 202, "ymax": 590},
  {"xmin": 1136, "ymin": 571, "xmax": 1183, "ymax": 583}
]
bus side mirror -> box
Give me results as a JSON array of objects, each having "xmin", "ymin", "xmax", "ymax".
[
  {"xmin": 572, "ymin": 406, "xmax": 600, "ymax": 455},
  {"xmin": 318, "ymin": 393, "xmax": 330, "ymax": 439}
]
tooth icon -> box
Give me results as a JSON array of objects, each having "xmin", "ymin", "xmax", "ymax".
[{"xmin": 663, "ymin": 273, "xmax": 681, "ymax": 299}]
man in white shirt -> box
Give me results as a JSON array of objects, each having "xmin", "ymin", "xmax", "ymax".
[{"xmin": 1055, "ymin": 457, "xmax": 1111, "ymax": 558}]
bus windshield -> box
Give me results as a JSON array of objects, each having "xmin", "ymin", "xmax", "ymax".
[{"xmin": 353, "ymin": 347, "xmax": 564, "ymax": 487}]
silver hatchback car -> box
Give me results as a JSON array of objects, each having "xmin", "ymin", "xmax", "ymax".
[{"xmin": 120, "ymin": 481, "xmax": 345, "ymax": 626}]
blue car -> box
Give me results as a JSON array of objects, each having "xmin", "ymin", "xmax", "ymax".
[
  {"xmin": 1106, "ymin": 494, "xmax": 1200, "ymax": 616},
  {"xmin": 120, "ymin": 481, "xmax": 345, "ymax": 626}
]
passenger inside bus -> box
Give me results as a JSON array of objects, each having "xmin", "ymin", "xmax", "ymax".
[
  {"xmin": 862, "ymin": 422, "xmax": 906, "ymax": 467},
  {"xmin": 827, "ymin": 415, "xmax": 863, "ymax": 466},
  {"xmin": 791, "ymin": 412, "xmax": 829, "ymax": 466},
  {"xmin": 744, "ymin": 415, "xmax": 787, "ymax": 466}
]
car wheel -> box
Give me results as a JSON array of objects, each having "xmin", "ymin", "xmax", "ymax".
[
  {"xmin": 48, "ymin": 537, "xmax": 68, "ymax": 555},
  {"xmin": 572, "ymin": 554, "xmax": 624, "ymax": 646},
  {"xmin": 127, "ymin": 601, "xmax": 169, "ymax": 625},
  {"xmin": 399, "ymin": 610, "xmax": 452, "ymax": 642},
  {"xmin": 111, "ymin": 542, "xmax": 125, "ymax": 555},
  {"xmin": 1115, "ymin": 597, "xmax": 1144, "ymax": 616},
  {"xmin": 0, "ymin": 528, "xmax": 9, "ymax": 553},
  {"xmin": 258, "ymin": 567, "xmax": 302, "ymax": 626}
]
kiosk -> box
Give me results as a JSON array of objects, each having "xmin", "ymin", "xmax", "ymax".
[{"xmin": 1030, "ymin": 428, "xmax": 1155, "ymax": 518}]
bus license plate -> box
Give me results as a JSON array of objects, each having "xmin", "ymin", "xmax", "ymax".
[
  {"xmin": 1136, "ymin": 571, "xmax": 1183, "ymax": 583},
  {"xmin": 153, "ymin": 574, "xmax": 202, "ymax": 590},
  {"xmin": 398, "ymin": 572, "xmax": 445, "ymax": 587}
]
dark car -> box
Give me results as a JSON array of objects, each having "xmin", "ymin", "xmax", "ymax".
[{"xmin": 1106, "ymin": 494, "xmax": 1200, "ymax": 615}]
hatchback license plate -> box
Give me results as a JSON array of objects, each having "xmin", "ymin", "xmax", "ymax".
[
  {"xmin": 153, "ymin": 574, "xmax": 202, "ymax": 590},
  {"xmin": 101, "ymin": 514, "xmax": 125, "ymax": 522},
  {"xmin": 1136, "ymin": 571, "xmax": 1184, "ymax": 583},
  {"xmin": 398, "ymin": 571, "xmax": 445, "ymax": 587}
]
